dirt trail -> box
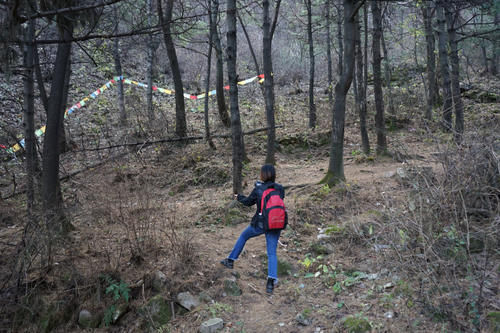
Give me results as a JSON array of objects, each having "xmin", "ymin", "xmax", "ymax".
[{"xmin": 181, "ymin": 147, "xmax": 433, "ymax": 333}]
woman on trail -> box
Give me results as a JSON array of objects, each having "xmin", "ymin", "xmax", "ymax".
[{"xmin": 220, "ymin": 164, "xmax": 285, "ymax": 294}]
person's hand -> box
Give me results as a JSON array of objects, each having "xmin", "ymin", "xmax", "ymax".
[{"xmin": 233, "ymin": 193, "xmax": 238, "ymax": 200}]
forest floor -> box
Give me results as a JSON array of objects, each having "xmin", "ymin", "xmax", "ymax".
[{"xmin": 0, "ymin": 76, "xmax": 499, "ymax": 332}]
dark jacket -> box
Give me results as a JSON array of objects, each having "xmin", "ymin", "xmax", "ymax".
[{"xmin": 237, "ymin": 181, "xmax": 285, "ymax": 228}]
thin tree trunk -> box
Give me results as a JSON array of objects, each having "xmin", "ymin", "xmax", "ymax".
[
  {"xmin": 436, "ymin": 1, "xmax": 453, "ymax": 131},
  {"xmin": 323, "ymin": 0, "xmax": 357, "ymax": 186},
  {"xmin": 492, "ymin": 11, "xmax": 499, "ymax": 75},
  {"xmin": 205, "ymin": 2, "xmax": 215, "ymax": 149},
  {"xmin": 305, "ymin": 0, "xmax": 316, "ymax": 129},
  {"xmin": 112, "ymin": 5, "xmax": 126, "ymax": 124},
  {"xmin": 445, "ymin": 7, "xmax": 464, "ymax": 142},
  {"xmin": 42, "ymin": 21, "xmax": 73, "ymax": 267},
  {"xmin": 33, "ymin": 45, "xmax": 49, "ymax": 113},
  {"xmin": 355, "ymin": 7, "xmax": 369, "ymax": 154},
  {"xmin": 381, "ymin": 29, "xmax": 395, "ymax": 116},
  {"xmin": 23, "ymin": 16, "xmax": 36, "ymax": 219},
  {"xmin": 337, "ymin": 0, "xmax": 343, "ymax": 77},
  {"xmin": 422, "ymin": 1, "xmax": 437, "ymax": 120},
  {"xmin": 158, "ymin": 0, "xmax": 187, "ymax": 137},
  {"xmin": 58, "ymin": 56, "xmax": 70, "ymax": 153},
  {"xmin": 326, "ymin": 0, "xmax": 333, "ymax": 106},
  {"xmin": 263, "ymin": 0, "xmax": 276, "ymax": 164},
  {"xmin": 212, "ymin": 0, "xmax": 231, "ymax": 128},
  {"xmin": 238, "ymin": 13, "xmax": 261, "ymax": 76},
  {"xmin": 147, "ymin": 0, "xmax": 155, "ymax": 122},
  {"xmin": 371, "ymin": 0, "xmax": 386, "ymax": 154},
  {"xmin": 227, "ymin": 0, "xmax": 243, "ymax": 194}
]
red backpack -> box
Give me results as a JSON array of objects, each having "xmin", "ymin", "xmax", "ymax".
[{"xmin": 259, "ymin": 187, "xmax": 288, "ymax": 231}]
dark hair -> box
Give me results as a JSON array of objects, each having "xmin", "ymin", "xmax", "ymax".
[{"xmin": 260, "ymin": 164, "xmax": 276, "ymax": 182}]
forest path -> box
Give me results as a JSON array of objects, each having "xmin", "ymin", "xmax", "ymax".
[{"xmin": 183, "ymin": 139, "xmax": 438, "ymax": 332}]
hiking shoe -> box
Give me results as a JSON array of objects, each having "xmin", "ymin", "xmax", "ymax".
[
  {"xmin": 220, "ymin": 258, "xmax": 234, "ymax": 269},
  {"xmin": 266, "ymin": 278, "xmax": 275, "ymax": 294}
]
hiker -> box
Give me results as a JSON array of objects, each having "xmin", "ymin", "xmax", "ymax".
[{"xmin": 220, "ymin": 164, "xmax": 286, "ymax": 294}]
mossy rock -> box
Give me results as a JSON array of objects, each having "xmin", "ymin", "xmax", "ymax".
[
  {"xmin": 343, "ymin": 315, "xmax": 372, "ymax": 333},
  {"xmin": 487, "ymin": 312, "xmax": 500, "ymax": 333},
  {"xmin": 191, "ymin": 165, "xmax": 230, "ymax": 186},
  {"xmin": 309, "ymin": 242, "xmax": 331, "ymax": 256},
  {"xmin": 278, "ymin": 259, "xmax": 293, "ymax": 276},
  {"xmin": 224, "ymin": 208, "xmax": 247, "ymax": 225},
  {"xmin": 140, "ymin": 295, "xmax": 173, "ymax": 327},
  {"xmin": 223, "ymin": 279, "xmax": 242, "ymax": 296}
]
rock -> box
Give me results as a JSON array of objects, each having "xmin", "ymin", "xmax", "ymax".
[
  {"xmin": 343, "ymin": 315, "xmax": 371, "ymax": 332},
  {"xmin": 140, "ymin": 295, "xmax": 173, "ymax": 327},
  {"xmin": 177, "ymin": 292, "xmax": 200, "ymax": 311},
  {"xmin": 200, "ymin": 318, "xmax": 224, "ymax": 333},
  {"xmin": 296, "ymin": 312, "xmax": 312, "ymax": 326},
  {"xmin": 396, "ymin": 167, "xmax": 408, "ymax": 179},
  {"xmin": 224, "ymin": 208, "xmax": 246, "ymax": 225},
  {"xmin": 383, "ymin": 282, "xmax": 395, "ymax": 289},
  {"xmin": 223, "ymin": 279, "xmax": 242, "ymax": 296},
  {"xmin": 384, "ymin": 311, "xmax": 395, "ymax": 319},
  {"xmin": 198, "ymin": 291, "xmax": 212, "ymax": 303},
  {"xmin": 152, "ymin": 271, "xmax": 167, "ymax": 292},
  {"xmin": 384, "ymin": 171, "xmax": 396, "ymax": 178},
  {"xmin": 78, "ymin": 309, "xmax": 99, "ymax": 328},
  {"xmin": 112, "ymin": 303, "xmax": 128, "ymax": 324}
]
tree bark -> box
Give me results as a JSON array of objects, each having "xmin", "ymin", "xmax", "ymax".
[
  {"xmin": 146, "ymin": 0, "xmax": 155, "ymax": 122},
  {"xmin": 263, "ymin": 0, "xmax": 279, "ymax": 165},
  {"xmin": 326, "ymin": 0, "xmax": 333, "ymax": 106},
  {"xmin": 58, "ymin": 55, "xmax": 71, "ymax": 153},
  {"xmin": 492, "ymin": 10, "xmax": 499, "ymax": 75},
  {"xmin": 355, "ymin": 6, "xmax": 370, "ymax": 154},
  {"xmin": 381, "ymin": 28, "xmax": 395, "ymax": 116},
  {"xmin": 158, "ymin": 0, "xmax": 187, "ymax": 137},
  {"xmin": 445, "ymin": 7, "xmax": 464, "ymax": 142},
  {"xmin": 227, "ymin": 0, "xmax": 243, "ymax": 194},
  {"xmin": 33, "ymin": 45, "xmax": 49, "ymax": 113},
  {"xmin": 238, "ymin": 13, "xmax": 261, "ymax": 77},
  {"xmin": 305, "ymin": 0, "xmax": 316, "ymax": 129},
  {"xmin": 323, "ymin": 0, "xmax": 357, "ymax": 186},
  {"xmin": 422, "ymin": 1, "xmax": 437, "ymax": 120},
  {"xmin": 42, "ymin": 21, "xmax": 73, "ymax": 250},
  {"xmin": 212, "ymin": 0, "xmax": 231, "ymax": 128},
  {"xmin": 371, "ymin": 0, "xmax": 386, "ymax": 154},
  {"xmin": 337, "ymin": 0, "xmax": 343, "ymax": 77},
  {"xmin": 436, "ymin": 1, "xmax": 453, "ymax": 131},
  {"xmin": 204, "ymin": 5, "xmax": 216, "ymax": 150},
  {"xmin": 23, "ymin": 15, "xmax": 36, "ymax": 220}
]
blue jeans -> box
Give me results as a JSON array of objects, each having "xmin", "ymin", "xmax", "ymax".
[{"xmin": 228, "ymin": 225, "xmax": 281, "ymax": 280}]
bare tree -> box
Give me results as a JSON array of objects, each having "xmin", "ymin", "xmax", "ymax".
[
  {"xmin": 355, "ymin": 3, "xmax": 369, "ymax": 154},
  {"xmin": 304, "ymin": 0, "xmax": 316, "ymax": 129},
  {"xmin": 323, "ymin": 0, "xmax": 360, "ymax": 186},
  {"xmin": 227, "ymin": 0, "xmax": 244, "ymax": 193},
  {"xmin": 436, "ymin": 0, "xmax": 453, "ymax": 131},
  {"xmin": 422, "ymin": 0, "xmax": 438, "ymax": 121},
  {"xmin": 263, "ymin": 0, "xmax": 281, "ymax": 165},
  {"xmin": 371, "ymin": 0, "xmax": 386, "ymax": 154},
  {"xmin": 158, "ymin": 0, "xmax": 187, "ymax": 137}
]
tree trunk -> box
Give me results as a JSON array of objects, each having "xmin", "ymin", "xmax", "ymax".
[
  {"xmin": 23, "ymin": 16, "xmax": 36, "ymax": 219},
  {"xmin": 492, "ymin": 10, "xmax": 499, "ymax": 75},
  {"xmin": 381, "ymin": 29, "xmax": 395, "ymax": 116},
  {"xmin": 58, "ymin": 56, "xmax": 71, "ymax": 153},
  {"xmin": 158, "ymin": 0, "xmax": 187, "ymax": 137},
  {"xmin": 337, "ymin": 0, "xmax": 343, "ymax": 77},
  {"xmin": 238, "ymin": 13, "xmax": 261, "ymax": 77},
  {"xmin": 34, "ymin": 45, "xmax": 49, "ymax": 113},
  {"xmin": 422, "ymin": 1, "xmax": 437, "ymax": 120},
  {"xmin": 113, "ymin": 40, "xmax": 126, "ymax": 125},
  {"xmin": 42, "ymin": 21, "xmax": 73, "ymax": 260},
  {"xmin": 371, "ymin": 0, "xmax": 386, "ymax": 154},
  {"xmin": 227, "ymin": 0, "xmax": 243, "ymax": 194},
  {"xmin": 263, "ymin": 0, "xmax": 277, "ymax": 165},
  {"xmin": 212, "ymin": 0, "xmax": 231, "ymax": 128},
  {"xmin": 323, "ymin": 0, "xmax": 356, "ymax": 186},
  {"xmin": 436, "ymin": 1, "xmax": 453, "ymax": 131},
  {"xmin": 445, "ymin": 7, "xmax": 464, "ymax": 142},
  {"xmin": 355, "ymin": 6, "xmax": 370, "ymax": 154},
  {"xmin": 147, "ymin": 0, "xmax": 155, "ymax": 122},
  {"xmin": 326, "ymin": 0, "xmax": 333, "ymax": 106},
  {"xmin": 305, "ymin": 0, "xmax": 316, "ymax": 129},
  {"xmin": 204, "ymin": 5, "xmax": 216, "ymax": 150}
]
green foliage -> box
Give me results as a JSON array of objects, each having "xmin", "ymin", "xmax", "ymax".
[
  {"xmin": 101, "ymin": 275, "xmax": 130, "ymax": 327},
  {"xmin": 343, "ymin": 313, "xmax": 372, "ymax": 333},
  {"xmin": 207, "ymin": 302, "xmax": 232, "ymax": 318}
]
